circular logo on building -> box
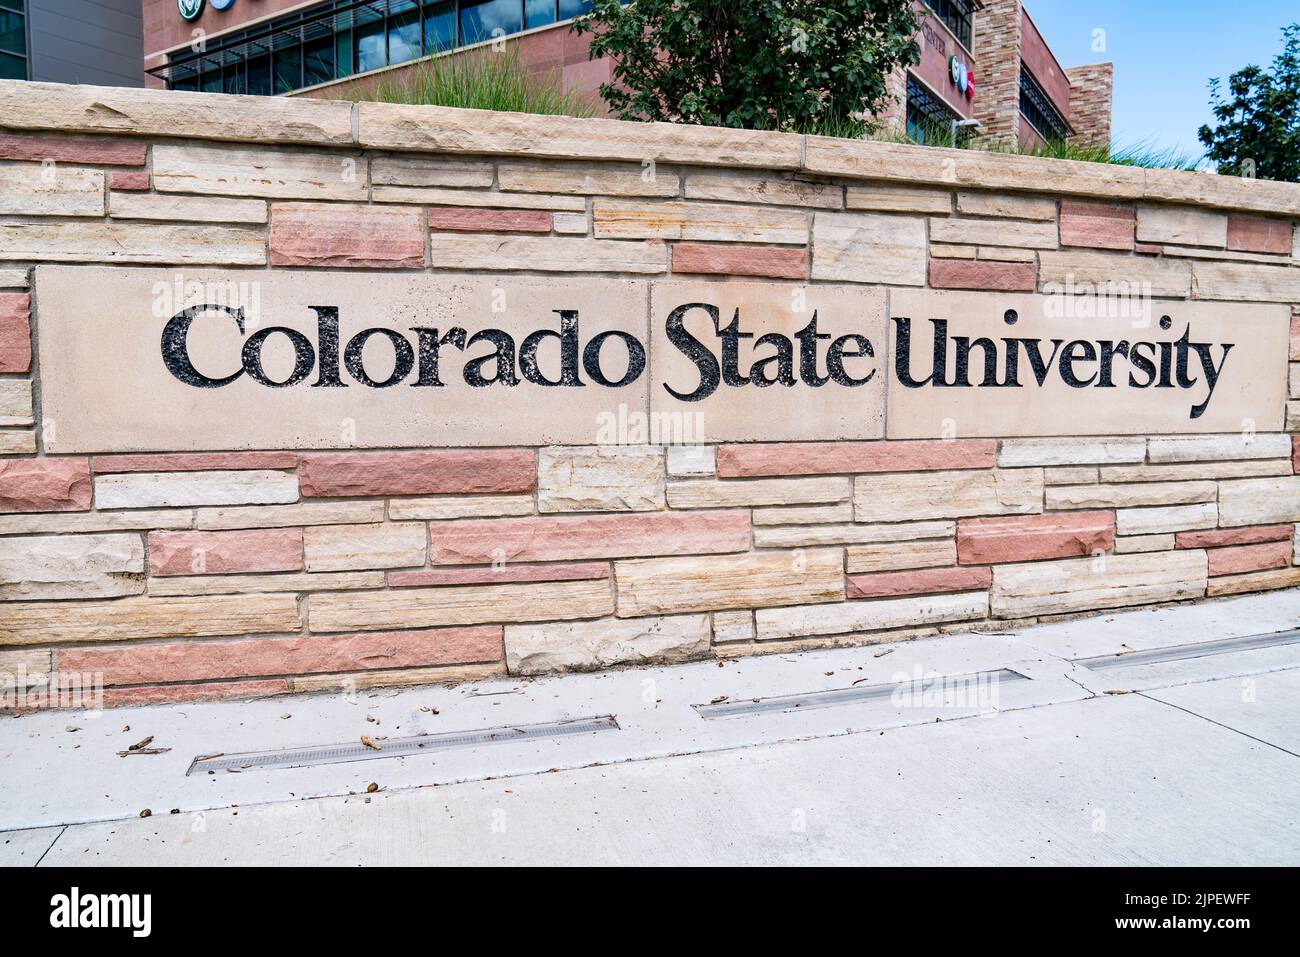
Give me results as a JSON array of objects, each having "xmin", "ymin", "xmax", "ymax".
[
  {"xmin": 178, "ymin": 0, "xmax": 204, "ymax": 21},
  {"xmin": 949, "ymin": 56, "xmax": 961, "ymax": 84},
  {"xmin": 210, "ymin": 0, "xmax": 235, "ymax": 9}
]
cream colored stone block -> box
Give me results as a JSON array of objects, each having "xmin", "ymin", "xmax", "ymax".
[
  {"xmin": 0, "ymin": 430, "xmax": 35, "ymax": 454},
  {"xmin": 1193, "ymin": 262, "xmax": 1300, "ymax": 303},
  {"xmin": 500, "ymin": 161, "xmax": 680, "ymax": 197},
  {"xmin": 712, "ymin": 610, "xmax": 756, "ymax": 643},
  {"xmin": 1038, "ymin": 251, "xmax": 1192, "ymax": 298},
  {"xmin": 0, "ymin": 167, "xmax": 104, "ymax": 216},
  {"xmin": 756, "ymin": 591, "xmax": 987, "ymax": 641},
  {"xmin": 998, "ymin": 438, "xmax": 1145, "ymax": 467},
  {"xmin": 888, "ymin": 291, "xmax": 1286, "ymax": 437},
  {"xmin": 665, "ymin": 445, "xmax": 715, "ymax": 477},
  {"xmin": 853, "ymin": 470, "xmax": 1042, "ymax": 522},
  {"xmin": 754, "ymin": 520, "xmax": 953, "ymax": 549},
  {"xmin": 1044, "ymin": 466, "xmax": 1099, "ymax": 485},
  {"xmin": 94, "ymin": 471, "xmax": 299, "ymax": 509},
  {"xmin": 614, "ymin": 549, "xmax": 844, "ymax": 617},
  {"xmin": 1099, "ymin": 460, "xmax": 1291, "ymax": 483},
  {"xmin": 152, "ymin": 144, "xmax": 367, "ymax": 200},
  {"xmin": 0, "ymin": 533, "xmax": 144, "ymax": 600},
  {"xmin": 0, "ymin": 268, "xmax": 28, "ymax": 288},
  {"xmin": 844, "ymin": 183, "xmax": 951, "ymax": 213},
  {"xmin": 291, "ymin": 662, "xmax": 506, "ymax": 693},
  {"xmin": 685, "ymin": 172, "xmax": 840, "ymax": 208},
  {"xmin": 1291, "ymin": 363, "xmax": 1300, "ymax": 400},
  {"xmin": 978, "ymin": 246, "xmax": 1037, "ymax": 262},
  {"xmin": 196, "ymin": 501, "xmax": 387, "ymax": 530},
  {"xmin": 0, "ymin": 648, "xmax": 50, "ymax": 688},
  {"xmin": 845, "ymin": 538, "xmax": 957, "ymax": 573},
  {"xmin": 376, "ymin": 185, "xmax": 586, "ymax": 210},
  {"xmin": 109, "ymin": 193, "xmax": 268, "ymax": 224},
  {"xmin": 990, "ymin": 551, "xmax": 1207, "ymax": 618},
  {"xmin": 929, "ymin": 217, "xmax": 1058, "ymax": 249},
  {"xmin": 1218, "ymin": 475, "xmax": 1300, "ymax": 526},
  {"xmin": 1136, "ymin": 205, "xmax": 1227, "ymax": 247},
  {"xmin": 1113, "ymin": 534, "xmax": 1175, "ymax": 554},
  {"xmin": 956, "ymin": 192, "xmax": 1057, "ymax": 220},
  {"xmin": 1115, "ymin": 503, "xmax": 1217, "ymax": 536},
  {"xmin": 303, "ymin": 522, "xmax": 426, "ymax": 571},
  {"xmin": 0, "ymin": 509, "xmax": 192, "ymax": 536},
  {"xmin": 551, "ymin": 212, "xmax": 588, "ymax": 235},
  {"xmin": 387, "ymin": 495, "xmax": 534, "ymax": 521},
  {"xmin": 370, "ymin": 155, "xmax": 494, "ymax": 188},
  {"xmin": 1045, "ymin": 481, "xmax": 1216, "ymax": 509},
  {"xmin": 930, "ymin": 244, "xmax": 978, "ymax": 259},
  {"xmin": 1147, "ymin": 433, "xmax": 1291, "ymax": 463},
  {"xmin": 308, "ymin": 580, "xmax": 613, "ymax": 633},
  {"xmin": 0, "ymin": 380, "xmax": 32, "ymax": 427},
  {"xmin": 504, "ymin": 613, "xmax": 710, "ymax": 674},
  {"xmin": 149, "ymin": 571, "xmax": 385, "ymax": 597},
  {"xmin": 650, "ymin": 281, "xmax": 887, "ymax": 442},
  {"xmin": 0, "ymin": 222, "xmax": 265, "ymax": 265},
  {"xmin": 538, "ymin": 446, "xmax": 665, "ymax": 512},
  {"xmin": 1207, "ymin": 567, "xmax": 1300, "ymax": 597},
  {"xmin": 427, "ymin": 235, "xmax": 666, "ymax": 273},
  {"xmin": 667, "ymin": 476, "xmax": 849, "ymax": 509},
  {"xmin": 593, "ymin": 200, "xmax": 807, "ymax": 243},
  {"xmin": 811, "ymin": 212, "xmax": 926, "ymax": 285},
  {"xmin": 0, "ymin": 593, "xmax": 302, "ymax": 645},
  {"xmin": 752, "ymin": 502, "xmax": 854, "ymax": 526}
]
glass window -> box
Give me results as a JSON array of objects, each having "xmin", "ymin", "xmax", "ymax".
[
  {"xmin": 526, "ymin": 0, "xmax": 557, "ymax": 30},
  {"xmin": 222, "ymin": 59, "xmax": 246, "ymax": 94},
  {"xmin": 334, "ymin": 29, "xmax": 353, "ymax": 80},
  {"xmin": 200, "ymin": 68, "xmax": 222, "ymax": 93},
  {"xmin": 388, "ymin": 3, "xmax": 421, "ymax": 65},
  {"xmin": 423, "ymin": 1, "xmax": 456, "ymax": 53},
  {"xmin": 0, "ymin": 51, "xmax": 23, "ymax": 80},
  {"xmin": 273, "ymin": 37, "xmax": 302, "ymax": 92},
  {"xmin": 355, "ymin": 7, "xmax": 387, "ymax": 72},
  {"xmin": 246, "ymin": 51, "xmax": 271, "ymax": 95},
  {"xmin": 905, "ymin": 76, "xmax": 956, "ymax": 145},
  {"xmin": 557, "ymin": 0, "xmax": 592, "ymax": 19},
  {"xmin": 460, "ymin": 0, "xmax": 522, "ymax": 47},
  {"xmin": 304, "ymin": 34, "xmax": 334, "ymax": 86},
  {"xmin": 1019, "ymin": 65, "xmax": 1070, "ymax": 142},
  {"xmin": 0, "ymin": 8, "xmax": 24, "ymax": 56},
  {"xmin": 922, "ymin": 0, "xmax": 974, "ymax": 50}
]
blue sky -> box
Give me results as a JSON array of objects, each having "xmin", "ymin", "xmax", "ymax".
[{"xmin": 1026, "ymin": 1, "xmax": 1298, "ymax": 161}]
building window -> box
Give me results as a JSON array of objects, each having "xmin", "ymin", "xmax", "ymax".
[
  {"xmin": 921, "ymin": 0, "xmax": 974, "ymax": 50},
  {"xmin": 1019, "ymin": 64, "xmax": 1071, "ymax": 142},
  {"xmin": 155, "ymin": 0, "xmax": 606, "ymax": 93},
  {"xmin": 906, "ymin": 75, "xmax": 958, "ymax": 145},
  {"xmin": 0, "ymin": 0, "xmax": 28, "ymax": 82}
]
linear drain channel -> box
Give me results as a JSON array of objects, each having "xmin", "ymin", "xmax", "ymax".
[
  {"xmin": 694, "ymin": 668, "xmax": 1028, "ymax": 720},
  {"xmin": 1073, "ymin": 627, "xmax": 1300, "ymax": 672},
  {"xmin": 187, "ymin": 715, "xmax": 620, "ymax": 775}
]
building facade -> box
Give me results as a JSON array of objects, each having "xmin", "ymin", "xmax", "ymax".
[
  {"xmin": 3, "ymin": 0, "xmax": 143, "ymax": 87},
  {"xmin": 133, "ymin": 0, "xmax": 1108, "ymax": 148}
]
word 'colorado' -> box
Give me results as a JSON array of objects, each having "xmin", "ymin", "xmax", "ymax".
[{"xmin": 161, "ymin": 302, "xmax": 876, "ymax": 401}]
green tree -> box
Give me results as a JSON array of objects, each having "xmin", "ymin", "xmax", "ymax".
[
  {"xmin": 572, "ymin": 0, "xmax": 921, "ymax": 135},
  {"xmin": 1198, "ymin": 24, "xmax": 1300, "ymax": 182}
]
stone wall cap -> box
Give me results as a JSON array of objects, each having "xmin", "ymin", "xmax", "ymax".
[{"xmin": 2, "ymin": 81, "xmax": 1298, "ymax": 214}]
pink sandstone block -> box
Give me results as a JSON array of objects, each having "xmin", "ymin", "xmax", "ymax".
[
  {"xmin": 1134, "ymin": 243, "xmax": 1162, "ymax": 255},
  {"xmin": 957, "ymin": 511, "xmax": 1114, "ymax": 564},
  {"xmin": 389, "ymin": 562, "xmax": 609, "ymax": 587},
  {"xmin": 0, "ymin": 458, "xmax": 92, "ymax": 513},
  {"xmin": 94, "ymin": 452, "xmax": 298, "ymax": 474},
  {"xmin": 1175, "ymin": 525, "xmax": 1293, "ymax": 549},
  {"xmin": 270, "ymin": 203, "xmax": 426, "ymax": 268},
  {"xmin": 928, "ymin": 259, "xmax": 1036, "ymax": 292},
  {"xmin": 0, "ymin": 133, "xmax": 146, "ymax": 166},
  {"xmin": 102, "ymin": 679, "xmax": 289, "ymax": 709},
  {"xmin": 716, "ymin": 440, "xmax": 997, "ymax": 477},
  {"xmin": 147, "ymin": 528, "xmax": 304, "ymax": 576},
  {"xmin": 427, "ymin": 207, "xmax": 553, "ymax": 233},
  {"xmin": 1227, "ymin": 215, "xmax": 1293, "ymax": 255},
  {"xmin": 1206, "ymin": 540, "xmax": 1292, "ymax": 577},
  {"xmin": 108, "ymin": 171, "xmax": 152, "ymax": 191},
  {"xmin": 847, "ymin": 565, "xmax": 992, "ymax": 599},
  {"xmin": 671, "ymin": 242, "xmax": 806, "ymax": 280},
  {"xmin": 59, "ymin": 626, "xmax": 502, "ymax": 685},
  {"xmin": 299, "ymin": 450, "xmax": 535, "ymax": 497},
  {"xmin": 1059, "ymin": 201, "xmax": 1135, "ymax": 250},
  {"xmin": 0, "ymin": 293, "xmax": 31, "ymax": 373},
  {"xmin": 428, "ymin": 511, "xmax": 751, "ymax": 564}
]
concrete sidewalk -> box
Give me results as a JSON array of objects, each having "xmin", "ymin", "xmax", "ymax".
[{"xmin": 3, "ymin": 590, "xmax": 1300, "ymax": 866}]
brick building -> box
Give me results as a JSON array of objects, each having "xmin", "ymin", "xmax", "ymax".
[{"xmin": 132, "ymin": 1, "xmax": 1110, "ymax": 149}]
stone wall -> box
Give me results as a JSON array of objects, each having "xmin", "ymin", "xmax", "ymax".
[
  {"xmin": 1066, "ymin": 62, "xmax": 1114, "ymax": 151},
  {"xmin": 1, "ymin": 80, "xmax": 1299, "ymax": 710}
]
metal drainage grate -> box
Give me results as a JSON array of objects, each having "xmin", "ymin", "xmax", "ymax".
[
  {"xmin": 1073, "ymin": 627, "xmax": 1300, "ymax": 672},
  {"xmin": 693, "ymin": 668, "xmax": 1028, "ymax": 720},
  {"xmin": 186, "ymin": 715, "xmax": 620, "ymax": 775}
]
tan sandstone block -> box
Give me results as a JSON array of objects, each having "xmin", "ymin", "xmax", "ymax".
[
  {"xmin": 308, "ymin": 579, "xmax": 613, "ymax": 633},
  {"xmin": 196, "ymin": 501, "xmax": 387, "ymax": 530},
  {"xmin": 1113, "ymin": 534, "xmax": 1176, "ymax": 554},
  {"xmin": 0, "ymin": 166, "xmax": 104, "ymax": 216},
  {"xmin": 811, "ymin": 211, "xmax": 926, "ymax": 285},
  {"xmin": 752, "ymin": 502, "xmax": 854, "ymax": 526},
  {"xmin": 998, "ymin": 438, "xmax": 1145, "ymax": 467},
  {"xmin": 1218, "ymin": 476, "xmax": 1300, "ymax": 526},
  {"xmin": 1136, "ymin": 205, "xmax": 1227, "ymax": 247},
  {"xmin": 614, "ymin": 549, "xmax": 844, "ymax": 617},
  {"xmin": 109, "ymin": 193, "xmax": 268, "ymax": 223},
  {"xmin": 685, "ymin": 172, "xmax": 840, "ymax": 208},
  {"xmin": 712, "ymin": 610, "xmax": 756, "ymax": 643},
  {"xmin": 0, "ymin": 648, "xmax": 50, "ymax": 688},
  {"xmin": 371, "ymin": 155, "xmax": 495, "ymax": 188},
  {"xmin": 0, "ymin": 509, "xmax": 191, "ymax": 536},
  {"xmin": 990, "ymin": 550, "xmax": 1207, "ymax": 618},
  {"xmin": 153, "ymin": 143, "xmax": 366, "ymax": 200},
  {"xmin": 376, "ymin": 185, "xmax": 585, "ymax": 211},
  {"xmin": 303, "ymin": 523, "xmax": 426, "ymax": 571},
  {"xmin": 0, "ymin": 221, "xmax": 265, "ymax": 265},
  {"xmin": 593, "ymin": 200, "xmax": 807, "ymax": 243},
  {"xmin": 665, "ymin": 445, "xmax": 715, "ymax": 477},
  {"xmin": 387, "ymin": 495, "xmax": 534, "ymax": 521},
  {"xmin": 853, "ymin": 470, "xmax": 1043, "ymax": 522},
  {"xmin": 1099, "ymin": 461, "xmax": 1292, "ymax": 483},
  {"xmin": 504, "ymin": 614, "xmax": 710, "ymax": 674},
  {"xmin": 753, "ymin": 520, "xmax": 953, "ymax": 549},
  {"xmin": 929, "ymin": 217, "xmax": 1058, "ymax": 249},
  {"xmin": 0, "ymin": 430, "xmax": 34, "ymax": 454},
  {"xmin": 290, "ymin": 662, "xmax": 507, "ymax": 694},
  {"xmin": 0, "ymin": 593, "xmax": 301, "ymax": 645},
  {"xmin": 756, "ymin": 591, "xmax": 987, "ymax": 641},
  {"xmin": 845, "ymin": 183, "xmax": 952, "ymax": 213},
  {"xmin": 1193, "ymin": 262, "xmax": 1300, "ymax": 303},
  {"xmin": 845, "ymin": 539, "xmax": 957, "ymax": 574},
  {"xmin": 538, "ymin": 446, "xmax": 665, "ymax": 512},
  {"xmin": 1038, "ymin": 251, "xmax": 1192, "ymax": 297},
  {"xmin": 0, "ymin": 268, "xmax": 28, "ymax": 288},
  {"xmin": 956, "ymin": 192, "xmax": 1057, "ymax": 220},
  {"xmin": 1147, "ymin": 433, "xmax": 1291, "ymax": 463},
  {"xmin": 667, "ymin": 477, "xmax": 849, "ymax": 509},
  {"xmin": 500, "ymin": 161, "xmax": 680, "ymax": 197},
  {"xmin": 1044, "ymin": 466, "xmax": 1099, "ymax": 485},
  {"xmin": 148, "ymin": 571, "xmax": 384, "ymax": 597},
  {"xmin": 1206, "ymin": 567, "xmax": 1300, "ymax": 598},
  {"xmin": 0, "ymin": 380, "xmax": 32, "ymax": 426},
  {"xmin": 1115, "ymin": 503, "xmax": 1217, "ymax": 536},
  {"xmin": 0, "ymin": 533, "xmax": 144, "ymax": 600},
  {"xmin": 427, "ymin": 235, "xmax": 666, "ymax": 273},
  {"xmin": 1045, "ymin": 481, "xmax": 1217, "ymax": 509}
]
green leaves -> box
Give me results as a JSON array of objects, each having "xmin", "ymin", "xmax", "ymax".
[{"xmin": 572, "ymin": 0, "xmax": 920, "ymax": 136}]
